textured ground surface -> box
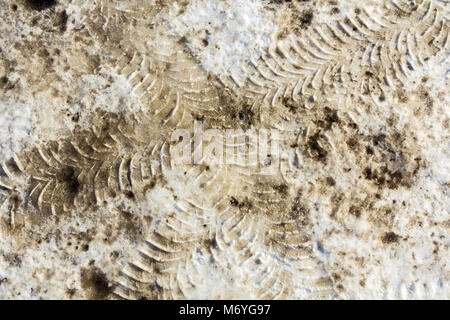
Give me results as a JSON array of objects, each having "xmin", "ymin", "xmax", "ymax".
[{"xmin": 0, "ymin": 0, "xmax": 449, "ymax": 299}]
